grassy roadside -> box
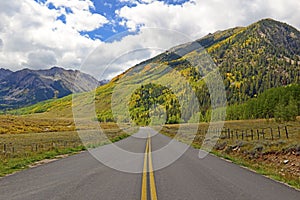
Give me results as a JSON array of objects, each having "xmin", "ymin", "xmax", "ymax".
[
  {"xmin": 159, "ymin": 119, "xmax": 300, "ymax": 189},
  {"xmin": 1, "ymin": 116, "xmax": 299, "ymax": 189},
  {"xmin": 0, "ymin": 123, "xmax": 131, "ymax": 177},
  {"xmin": 0, "ymin": 146, "xmax": 86, "ymax": 177}
]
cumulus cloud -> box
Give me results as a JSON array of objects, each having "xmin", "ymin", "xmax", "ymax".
[
  {"xmin": 82, "ymin": 27, "xmax": 192, "ymax": 80},
  {"xmin": 83, "ymin": 0, "xmax": 300, "ymax": 79},
  {"xmin": 0, "ymin": 0, "xmax": 105, "ymax": 71},
  {"xmin": 45, "ymin": 0, "xmax": 108, "ymax": 32},
  {"xmin": 117, "ymin": 0, "xmax": 300, "ymax": 39},
  {"xmin": 0, "ymin": 39, "xmax": 3, "ymax": 51},
  {"xmin": 0, "ymin": 0, "xmax": 299, "ymax": 80},
  {"xmin": 25, "ymin": 50, "xmax": 57, "ymax": 69}
]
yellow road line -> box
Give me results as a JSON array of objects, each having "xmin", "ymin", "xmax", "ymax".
[
  {"xmin": 141, "ymin": 138, "xmax": 149, "ymax": 200},
  {"xmin": 141, "ymin": 135, "xmax": 158, "ymax": 200},
  {"xmin": 148, "ymin": 136, "xmax": 158, "ymax": 200}
]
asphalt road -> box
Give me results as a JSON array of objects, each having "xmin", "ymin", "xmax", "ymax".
[{"xmin": 0, "ymin": 128, "xmax": 299, "ymax": 200}]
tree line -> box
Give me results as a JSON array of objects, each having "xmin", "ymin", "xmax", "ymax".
[{"xmin": 225, "ymin": 84, "xmax": 300, "ymax": 121}]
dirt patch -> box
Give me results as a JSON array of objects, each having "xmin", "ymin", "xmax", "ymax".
[
  {"xmin": 258, "ymin": 152, "xmax": 300, "ymax": 178},
  {"xmin": 28, "ymin": 152, "xmax": 85, "ymax": 168}
]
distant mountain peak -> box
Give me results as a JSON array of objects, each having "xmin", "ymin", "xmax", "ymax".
[
  {"xmin": 49, "ymin": 66, "xmax": 66, "ymax": 71},
  {"xmin": 123, "ymin": 18, "xmax": 300, "ymax": 104},
  {"xmin": 0, "ymin": 68, "xmax": 13, "ymax": 81},
  {"xmin": 258, "ymin": 18, "xmax": 277, "ymax": 23},
  {"xmin": 0, "ymin": 67, "xmax": 101, "ymax": 110}
]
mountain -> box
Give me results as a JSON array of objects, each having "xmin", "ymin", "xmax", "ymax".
[
  {"xmin": 0, "ymin": 68, "xmax": 12, "ymax": 80},
  {"xmin": 142, "ymin": 18, "xmax": 300, "ymax": 104},
  {"xmin": 10, "ymin": 19, "xmax": 300, "ymax": 122},
  {"xmin": 0, "ymin": 67, "xmax": 100, "ymax": 110},
  {"xmin": 202, "ymin": 18, "xmax": 300, "ymax": 104}
]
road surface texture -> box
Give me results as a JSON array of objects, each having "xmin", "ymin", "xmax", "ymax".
[{"xmin": 0, "ymin": 128, "xmax": 299, "ymax": 200}]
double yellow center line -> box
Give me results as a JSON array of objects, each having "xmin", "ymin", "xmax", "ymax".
[{"xmin": 141, "ymin": 135, "xmax": 158, "ymax": 200}]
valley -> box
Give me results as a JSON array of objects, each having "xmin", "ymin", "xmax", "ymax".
[{"xmin": 0, "ymin": 18, "xmax": 299, "ymax": 191}]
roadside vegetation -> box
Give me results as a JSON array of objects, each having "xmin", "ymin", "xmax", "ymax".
[
  {"xmin": 160, "ymin": 118, "xmax": 300, "ymax": 189},
  {"xmin": 0, "ymin": 120, "xmax": 131, "ymax": 177}
]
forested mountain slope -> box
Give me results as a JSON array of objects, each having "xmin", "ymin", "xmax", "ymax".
[{"xmin": 11, "ymin": 19, "xmax": 300, "ymax": 123}]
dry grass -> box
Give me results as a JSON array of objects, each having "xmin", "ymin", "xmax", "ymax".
[
  {"xmin": 1, "ymin": 114, "xmax": 299, "ymax": 188},
  {"xmin": 159, "ymin": 118, "xmax": 300, "ymax": 189},
  {"xmin": 0, "ymin": 115, "xmax": 133, "ymax": 177},
  {"xmin": 0, "ymin": 115, "xmax": 75, "ymax": 134}
]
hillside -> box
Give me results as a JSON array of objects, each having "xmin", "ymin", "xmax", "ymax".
[
  {"xmin": 205, "ymin": 18, "xmax": 300, "ymax": 103},
  {"xmin": 225, "ymin": 84, "xmax": 300, "ymax": 121},
  {"xmin": 0, "ymin": 67, "xmax": 100, "ymax": 110},
  {"xmin": 10, "ymin": 19, "xmax": 300, "ymax": 122},
  {"xmin": 0, "ymin": 68, "xmax": 12, "ymax": 80}
]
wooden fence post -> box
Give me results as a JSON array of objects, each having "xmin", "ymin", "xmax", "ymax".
[
  {"xmin": 242, "ymin": 131, "xmax": 244, "ymax": 140},
  {"xmin": 257, "ymin": 129, "xmax": 259, "ymax": 140},
  {"xmin": 227, "ymin": 128, "xmax": 230, "ymax": 139},
  {"xmin": 285, "ymin": 126, "xmax": 288, "ymax": 139},
  {"xmin": 251, "ymin": 129, "xmax": 254, "ymax": 140},
  {"xmin": 270, "ymin": 128, "xmax": 273, "ymax": 140},
  {"xmin": 278, "ymin": 126, "xmax": 281, "ymax": 138}
]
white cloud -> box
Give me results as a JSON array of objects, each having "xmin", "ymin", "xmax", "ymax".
[
  {"xmin": 0, "ymin": 39, "xmax": 3, "ymax": 51},
  {"xmin": 64, "ymin": 11, "xmax": 108, "ymax": 32},
  {"xmin": 46, "ymin": 0, "xmax": 108, "ymax": 32},
  {"xmin": 117, "ymin": 0, "xmax": 300, "ymax": 39},
  {"xmin": 46, "ymin": 0, "xmax": 95, "ymax": 10},
  {"xmin": 26, "ymin": 50, "xmax": 57, "ymax": 68},
  {"xmin": 0, "ymin": 0, "xmax": 105, "ymax": 71},
  {"xmin": 119, "ymin": 0, "xmax": 158, "ymax": 4},
  {"xmin": 82, "ymin": 28, "xmax": 192, "ymax": 80},
  {"xmin": 0, "ymin": 0, "xmax": 300, "ymax": 80},
  {"xmin": 91, "ymin": 0, "xmax": 299, "ymax": 79}
]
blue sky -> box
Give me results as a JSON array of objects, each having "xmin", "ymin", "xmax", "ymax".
[
  {"xmin": 0, "ymin": 0, "xmax": 300, "ymax": 79},
  {"xmin": 81, "ymin": 0, "xmax": 139, "ymax": 41},
  {"xmin": 44, "ymin": 0, "xmax": 130, "ymax": 40},
  {"xmin": 35, "ymin": 0, "xmax": 191, "ymax": 41},
  {"xmin": 87, "ymin": 0, "xmax": 190, "ymax": 40}
]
